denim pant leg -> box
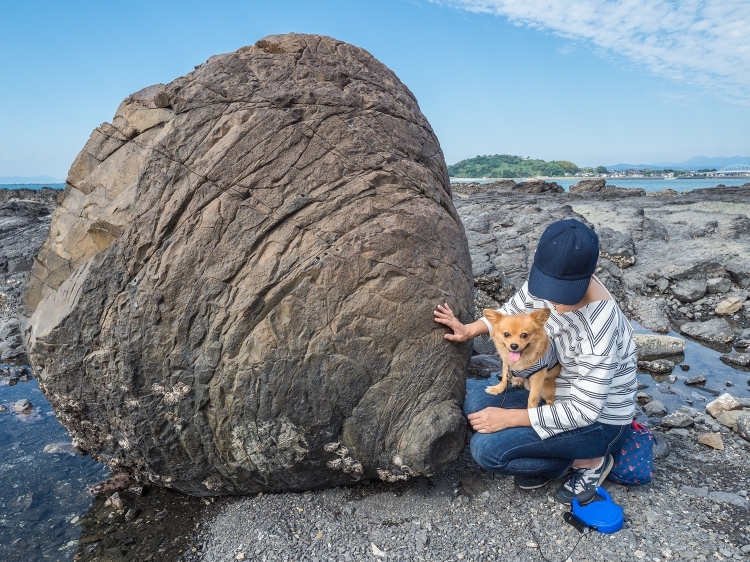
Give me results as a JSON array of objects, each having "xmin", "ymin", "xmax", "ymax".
[
  {"xmin": 464, "ymin": 380, "xmax": 628, "ymax": 479},
  {"xmin": 464, "ymin": 378, "xmax": 531, "ymax": 416}
]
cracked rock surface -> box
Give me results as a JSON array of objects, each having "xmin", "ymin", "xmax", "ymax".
[{"xmin": 19, "ymin": 33, "xmax": 472, "ymax": 495}]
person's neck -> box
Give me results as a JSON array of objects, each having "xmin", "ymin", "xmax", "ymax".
[{"xmin": 552, "ymin": 276, "xmax": 610, "ymax": 313}]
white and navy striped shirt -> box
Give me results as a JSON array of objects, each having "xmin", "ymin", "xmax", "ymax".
[{"xmin": 480, "ymin": 279, "xmax": 637, "ymax": 440}]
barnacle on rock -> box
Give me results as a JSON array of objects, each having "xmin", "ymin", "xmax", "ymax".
[
  {"xmin": 323, "ymin": 441, "xmax": 341, "ymax": 453},
  {"xmin": 327, "ymin": 458, "xmax": 343, "ymax": 469}
]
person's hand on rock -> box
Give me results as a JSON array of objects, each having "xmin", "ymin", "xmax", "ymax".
[{"xmin": 434, "ymin": 303, "xmax": 471, "ymax": 342}]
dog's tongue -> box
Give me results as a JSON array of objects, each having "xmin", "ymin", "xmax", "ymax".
[{"xmin": 508, "ymin": 350, "xmax": 522, "ymax": 362}]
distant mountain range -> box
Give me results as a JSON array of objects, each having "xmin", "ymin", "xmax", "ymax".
[
  {"xmin": 606, "ymin": 156, "xmax": 750, "ymax": 171},
  {"xmin": 0, "ymin": 176, "xmax": 65, "ymax": 184}
]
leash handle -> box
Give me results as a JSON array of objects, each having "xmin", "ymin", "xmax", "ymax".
[{"xmin": 563, "ymin": 511, "xmax": 592, "ymax": 534}]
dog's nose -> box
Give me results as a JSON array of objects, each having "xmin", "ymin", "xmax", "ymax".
[{"xmin": 510, "ymin": 343, "xmax": 518, "ymax": 351}]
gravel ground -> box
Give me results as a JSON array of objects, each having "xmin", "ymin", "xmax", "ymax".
[{"xmin": 184, "ymin": 428, "xmax": 750, "ymax": 562}]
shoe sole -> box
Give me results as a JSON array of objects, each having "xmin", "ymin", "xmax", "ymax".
[
  {"xmin": 514, "ymin": 477, "xmax": 550, "ymax": 490},
  {"xmin": 515, "ymin": 481, "xmax": 549, "ymax": 490}
]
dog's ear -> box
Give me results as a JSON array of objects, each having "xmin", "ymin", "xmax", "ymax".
[
  {"xmin": 531, "ymin": 308, "xmax": 551, "ymax": 325},
  {"xmin": 483, "ymin": 309, "xmax": 504, "ymax": 325}
]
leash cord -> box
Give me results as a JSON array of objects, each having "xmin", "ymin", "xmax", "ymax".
[{"xmin": 529, "ymin": 518, "xmax": 592, "ymax": 562}]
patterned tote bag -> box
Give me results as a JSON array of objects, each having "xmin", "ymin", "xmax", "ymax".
[{"xmin": 607, "ymin": 421, "xmax": 655, "ymax": 485}]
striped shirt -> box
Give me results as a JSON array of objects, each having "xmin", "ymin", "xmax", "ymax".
[
  {"xmin": 480, "ymin": 279, "xmax": 637, "ymax": 440},
  {"xmin": 507, "ymin": 344, "xmax": 558, "ymax": 379}
]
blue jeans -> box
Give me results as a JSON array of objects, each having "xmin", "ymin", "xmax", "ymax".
[{"xmin": 464, "ymin": 379, "xmax": 628, "ymax": 480}]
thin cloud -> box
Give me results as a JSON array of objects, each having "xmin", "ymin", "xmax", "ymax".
[{"xmin": 437, "ymin": 0, "xmax": 750, "ymax": 104}]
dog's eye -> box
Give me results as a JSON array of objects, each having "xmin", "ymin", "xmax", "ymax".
[
  {"xmin": 520, "ymin": 333, "xmax": 528, "ymax": 339},
  {"xmin": 503, "ymin": 332, "xmax": 510, "ymax": 338}
]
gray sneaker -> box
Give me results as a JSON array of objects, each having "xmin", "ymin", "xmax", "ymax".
[{"xmin": 555, "ymin": 455, "xmax": 614, "ymax": 504}]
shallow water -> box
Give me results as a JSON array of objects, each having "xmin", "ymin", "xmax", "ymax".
[
  {"xmin": 0, "ymin": 370, "xmax": 109, "ymax": 561},
  {"xmin": 0, "ymin": 184, "xmax": 65, "ymax": 191}
]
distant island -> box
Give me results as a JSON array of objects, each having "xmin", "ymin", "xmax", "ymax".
[
  {"xmin": 448, "ymin": 154, "xmax": 581, "ymax": 178},
  {"xmin": 446, "ymin": 154, "xmax": 735, "ymax": 179}
]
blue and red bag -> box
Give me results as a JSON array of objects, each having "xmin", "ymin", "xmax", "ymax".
[{"xmin": 607, "ymin": 421, "xmax": 655, "ymax": 485}]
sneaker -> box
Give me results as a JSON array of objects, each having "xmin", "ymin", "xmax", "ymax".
[
  {"xmin": 514, "ymin": 474, "xmax": 551, "ymax": 490},
  {"xmin": 554, "ymin": 455, "xmax": 614, "ymax": 504}
]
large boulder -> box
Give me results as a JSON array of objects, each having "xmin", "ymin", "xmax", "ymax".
[{"xmin": 19, "ymin": 34, "xmax": 473, "ymax": 495}]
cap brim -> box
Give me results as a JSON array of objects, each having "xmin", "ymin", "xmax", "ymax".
[{"xmin": 528, "ymin": 265, "xmax": 591, "ymax": 305}]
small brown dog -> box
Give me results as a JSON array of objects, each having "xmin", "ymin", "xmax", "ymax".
[{"xmin": 483, "ymin": 308, "xmax": 561, "ymax": 408}]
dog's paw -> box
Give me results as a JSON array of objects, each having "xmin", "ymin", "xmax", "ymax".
[
  {"xmin": 485, "ymin": 384, "xmax": 505, "ymax": 395},
  {"xmin": 510, "ymin": 376, "xmax": 525, "ymax": 388}
]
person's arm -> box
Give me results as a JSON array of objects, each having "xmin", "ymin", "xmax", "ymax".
[
  {"xmin": 433, "ymin": 304, "xmax": 488, "ymax": 342},
  {"xmin": 467, "ymin": 407, "xmax": 531, "ymax": 433}
]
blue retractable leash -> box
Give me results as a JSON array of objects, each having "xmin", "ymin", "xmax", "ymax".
[{"xmin": 566, "ymin": 487, "xmax": 624, "ymax": 534}]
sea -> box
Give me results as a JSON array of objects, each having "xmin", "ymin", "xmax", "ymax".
[
  {"xmin": 0, "ymin": 184, "xmax": 65, "ymax": 191},
  {"xmin": 450, "ymin": 177, "xmax": 750, "ymax": 193},
  {"xmin": 2, "ymin": 178, "xmax": 750, "ymax": 193}
]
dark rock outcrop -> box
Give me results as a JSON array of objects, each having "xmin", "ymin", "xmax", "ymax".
[
  {"xmin": 0, "ymin": 188, "xmax": 60, "ymax": 362},
  {"xmin": 20, "ymin": 34, "xmax": 473, "ymax": 495},
  {"xmin": 452, "ymin": 183, "xmax": 750, "ymax": 334}
]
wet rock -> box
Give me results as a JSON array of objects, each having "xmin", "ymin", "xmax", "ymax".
[
  {"xmin": 569, "ymin": 179, "xmax": 607, "ymax": 193},
  {"xmin": 672, "ymin": 279, "xmax": 707, "ymax": 303},
  {"xmin": 18, "ymin": 34, "xmax": 472, "ymax": 495},
  {"xmin": 86, "ymin": 473, "xmax": 132, "ymax": 496},
  {"xmin": 707, "ymin": 277, "xmax": 731, "ymax": 294},
  {"xmin": 42, "ymin": 443, "xmax": 78, "ymax": 454},
  {"xmin": 636, "ymin": 392, "xmax": 653, "ymax": 404},
  {"xmin": 643, "ymin": 400, "xmax": 667, "ymax": 417},
  {"xmin": 638, "ymin": 359, "xmax": 674, "ymax": 374},
  {"xmin": 697, "ymin": 432, "xmax": 724, "ymax": 450},
  {"xmin": 716, "ymin": 410, "xmax": 744, "ymax": 431},
  {"xmin": 633, "ymin": 334, "xmax": 686, "ymax": 359},
  {"xmin": 512, "ymin": 180, "xmax": 564, "ymax": 194},
  {"xmin": 706, "ymin": 393, "xmax": 744, "ymax": 418},
  {"xmin": 679, "ymin": 318, "xmax": 735, "ymax": 344},
  {"xmin": 667, "ymin": 428, "xmax": 690, "ymax": 437},
  {"xmin": 720, "ymin": 353, "xmax": 750, "ymax": 368},
  {"xmin": 653, "ymin": 432, "xmax": 670, "ymax": 458},
  {"xmin": 104, "ymin": 492, "xmax": 124, "ymax": 510},
  {"xmin": 726, "ymin": 261, "xmax": 750, "ymax": 288},
  {"xmin": 715, "ymin": 297, "xmax": 744, "ymax": 315},
  {"xmin": 737, "ymin": 415, "xmax": 750, "ymax": 442},
  {"xmin": 13, "ymin": 398, "xmax": 32, "ymax": 413},
  {"xmin": 684, "ymin": 375, "xmax": 707, "ymax": 386},
  {"xmin": 661, "ymin": 411, "xmax": 694, "ymax": 428}
]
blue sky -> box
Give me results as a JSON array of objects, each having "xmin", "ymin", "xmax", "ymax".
[{"xmin": 1, "ymin": 0, "xmax": 748, "ymax": 179}]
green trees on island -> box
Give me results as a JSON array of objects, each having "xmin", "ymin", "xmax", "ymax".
[{"xmin": 447, "ymin": 155, "xmax": 580, "ymax": 178}]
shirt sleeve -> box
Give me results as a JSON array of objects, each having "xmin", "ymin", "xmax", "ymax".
[
  {"xmin": 528, "ymin": 352, "xmax": 618, "ymax": 439},
  {"xmin": 479, "ymin": 280, "xmax": 548, "ymax": 334}
]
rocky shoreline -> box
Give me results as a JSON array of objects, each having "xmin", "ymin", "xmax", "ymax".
[{"xmin": 1, "ymin": 183, "xmax": 750, "ymax": 560}]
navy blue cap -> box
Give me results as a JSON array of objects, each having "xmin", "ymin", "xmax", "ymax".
[{"xmin": 528, "ymin": 219, "xmax": 599, "ymax": 305}]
